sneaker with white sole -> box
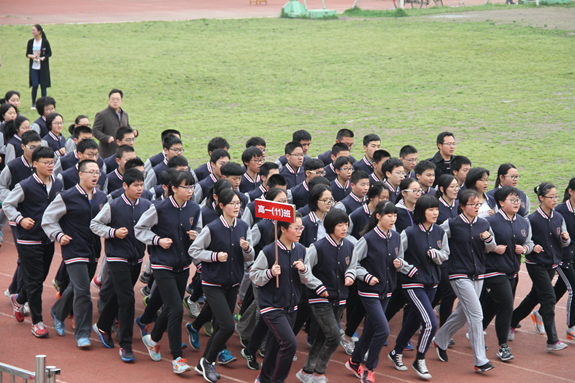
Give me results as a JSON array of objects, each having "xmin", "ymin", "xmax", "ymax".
[
  {"xmin": 412, "ymin": 359, "xmax": 432, "ymax": 380},
  {"xmin": 547, "ymin": 341, "xmax": 568, "ymax": 352},
  {"xmin": 474, "ymin": 362, "xmax": 494, "ymax": 373},
  {"xmin": 296, "ymin": 369, "xmax": 314, "ymax": 383},
  {"xmin": 340, "ymin": 334, "xmax": 354, "ymax": 355},
  {"xmin": 388, "ymin": 350, "xmax": 408, "ymax": 371},
  {"xmin": 531, "ymin": 310, "xmax": 545, "ymax": 335},
  {"xmin": 567, "ymin": 325, "xmax": 575, "ymax": 340},
  {"xmin": 4, "ymin": 288, "xmax": 10, "ymax": 297},
  {"xmin": 184, "ymin": 296, "xmax": 201, "ymax": 318},
  {"xmin": 173, "ymin": 357, "xmax": 192, "ymax": 374},
  {"xmin": 345, "ymin": 358, "xmax": 364, "ymax": 379},
  {"xmin": 497, "ymin": 343, "xmax": 514, "ymax": 361},
  {"xmin": 10, "ymin": 294, "xmax": 25, "ymax": 322},
  {"xmin": 312, "ymin": 374, "xmax": 328, "ymax": 383},
  {"xmin": 31, "ymin": 322, "xmax": 49, "ymax": 338},
  {"xmin": 433, "ymin": 338, "xmax": 448, "ymax": 362},
  {"xmin": 142, "ymin": 334, "xmax": 161, "ymax": 361},
  {"xmin": 23, "ymin": 302, "xmax": 30, "ymax": 316},
  {"xmin": 217, "ymin": 349, "xmax": 237, "ymax": 364},
  {"xmin": 508, "ymin": 327, "xmax": 515, "ymax": 341}
]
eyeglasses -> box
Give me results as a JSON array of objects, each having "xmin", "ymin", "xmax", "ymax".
[
  {"xmin": 339, "ymin": 167, "xmax": 353, "ymax": 172},
  {"xmin": 289, "ymin": 153, "xmax": 304, "ymax": 158},
  {"xmin": 52, "ymin": 121, "xmax": 64, "ymax": 126},
  {"xmin": 178, "ymin": 185, "xmax": 195, "ymax": 192},
  {"xmin": 25, "ymin": 145, "xmax": 40, "ymax": 151},
  {"xmin": 465, "ymin": 203, "xmax": 482, "ymax": 208},
  {"xmin": 123, "ymin": 138, "xmax": 135, "ymax": 144},
  {"xmin": 319, "ymin": 198, "xmax": 335, "ymax": 205},
  {"xmin": 449, "ymin": 185, "xmax": 460, "ymax": 190},
  {"xmin": 250, "ymin": 158, "xmax": 263, "ymax": 164},
  {"xmin": 37, "ymin": 161, "xmax": 55, "ymax": 167},
  {"xmin": 83, "ymin": 170, "xmax": 101, "ymax": 177},
  {"xmin": 83, "ymin": 152, "xmax": 98, "ymax": 159},
  {"xmin": 441, "ymin": 142, "xmax": 456, "ymax": 147},
  {"xmin": 109, "ymin": 97, "xmax": 122, "ymax": 102},
  {"xmin": 309, "ymin": 170, "xmax": 326, "ymax": 176},
  {"xmin": 169, "ymin": 148, "xmax": 185, "ymax": 153},
  {"xmin": 405, "ymin": 188, "xmax": 424, "ymax": 195},
  {"xmin": 543, "ymin": 195, "xmax": 559, "ymax": 200},
  {"xmin": 392, "ymin": 171, "xmax": 404, "ymax": 176},
  {"xmin": 504, "ymin": 175, "xmax": 521, "ymax": 180},
  {"xmin": 289, "ymin": 226, "xmax": 305, "ymax": 233},
  {"xmin": 508, "ymin": 198, "xmax": 521, "ymax": 204},
  {"xmin": 228, "ymin": 201, "xmax": 242, "ymax": 207}
]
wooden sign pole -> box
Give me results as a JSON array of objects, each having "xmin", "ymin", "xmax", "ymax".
[{"xmin": 274, "ymin": 220, "xmax": 279, "ymax": 288}]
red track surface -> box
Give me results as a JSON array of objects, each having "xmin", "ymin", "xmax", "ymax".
[{"xmin": 1, "ymin": 225, "xmax": 574, "ymax": 383}]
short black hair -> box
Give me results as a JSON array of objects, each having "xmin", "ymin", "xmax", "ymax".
[
  {"xmin": 108, "ymin": 89, "xmax": 123, "ymax": 99},
  {"xmin": 293, "ymin": 130, "xmax": 312, "ymax": 142},
  {"xmin": 324, "ymin": 209, "xmax": 349, "ymax": 235},
  {"xmin": 367, "ymin": 182, "xmax": 385, "ymax": 202},
  {"xmin": 125, "ymin": 158, "xmax": 145, "ymax": 171},
  {"xmin": 161, "ymin": 129, "xmax": 181, "ymax": 141},
  {"xmin": 242, "ymin": 146, "xmax": 263, "ymax": 165},
  {"xmin": 265, "ymin": 187, "xmax": 287, "ymax": 202},
  {"xmin": 221, "ymin": 162, "xmax": 244, "ymax": 177},
  {"xmin": 363, "ymin": 134, "xmax": 380, "ymax": 146},
  {"xmin": 285, "ymin": 141, "xmax": 303, "ymax": 155},
  {"xmin": 210, "ymin": 149, "xmax": 230, "ymax": 164},
  {"xmin": 73, "ymin": 125, "xmax": 92, "ymax": 139},
  {"xmin": 78, "ymin": 159, "xmax": 97, "ymax": 173},
  {"xmin": 414, "ymin": 160, "xmax": 436, "ymax": 176},
  {"xmin": 334, "ymin": 156, "xmax": 351, "ymax": 170},
  {"xmin": 372, "ymin": 149, "xmax": 391, "ymax": 164},
  {"xmin": 123, "ymin": 168, "xmax": 145, "ymax": 186},
  {"xmin": 22, "ymin": 131, "xmax": 42, "ymax": 146},
  {"xmin": 308, "ymin": 176, "xmax": 330, "ymax": 189},
  {"xmin": 46, "ymin": 113, "xmax": 63, "ymax": 132},
  {"xmin": 351, "ymin": 170, "xmax": 369, "ymax": 185},
  {"xmin": 465, "ymin": 167, "xmax": 489, "ymax": 193},
  {"xmin": 167, "ymin": 155, "xmax": 188, "ymax": 169},
  {"xmin": 208, "ymin": 137, "xmax": 230, "ymax": 153},
  {"xmin": 36, "ymin": 96, "xmax": 56, "ymax": 116},
  {"xmin": 267, "ymin": 174, "xmax": 287, "ymax": 189},
  {"xmin": 115, "ymin": 145, "xmax": 135, "ymax": 160},
  {"xmin": 304, "ymin": 158, "xmax": 324, "ymax": 172},
  {"xmin": 206, "ymin": 178, "xmax": 233, "ymax": 207},
  {"xmin": 77, "ymin": 139, "xmax": 99, "ymax": 153},
  {"xmin": 169, "ymin": 171, "xmax": 195, "ymax": 196},
  {"xmin": 494, "ymin": 186, "xmax": 521, "ymax": 208},
  {"xmin": 309, "ymin": 184, "xmax": 331, "ymax": 212},
  {"xmin": 336, "ymin": 129, "xmax": 354, "ymax": 141},
  {"xmin": 163, "ymin": 135, "xmax": 182, "ymax": 150},
  {"xmin": 382, "ymin": 158, "xmax": 404, "ymax": 177},
  {"xmin": 115, "ymin": 126, "xmax": 134, "ymax": 141},
  {"xmin": 413, "ymin": 194, "xmax": 440, "ymax": 224},
  {"xmin": 457, "ymin": 189, "xmax": 480, "ymax": 214},
  {"xmin": 246, "ymin": 136, "xmax": 266, "ymax": 148},
  {"xmin": 331, "ymin": 143, "xmax": 350, "ymax": 157},
  {"xmin": 260, "ymin": 162, "xmax": 279, "ymax": 178},
  {"xmin": 32, "ymin": 146, "xmax": 55, "ymax": 162},
  {"xmin": 451, "ymin": 155, "xmax": 472, "ymax": 172},
  {"xmin": 0, "ymin": 103, "xmax": 17, "ymax": 122},
  {"xmin": 436, "ymin": 131, "xmax": 454, "ymax": 146},
  {"xmin": 160, "ymin": 168, "xmax": 178, "ymax": 186},
  {"xmin": 399, "ymin": 145, "xmax": 418, "ymax": 158},
  {"xmin": 216, "ymin": 189, "xmax": 241, "ymax": 214}
]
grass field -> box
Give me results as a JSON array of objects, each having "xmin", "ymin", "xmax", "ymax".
[{"xmin": 0, "ymin": 15, "xmax": 573, "ymax": 204}]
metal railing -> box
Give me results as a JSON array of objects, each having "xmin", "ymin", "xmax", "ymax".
[{"xmin": 0, "ymin": 355, "xmax": 60, "ymax": 383}]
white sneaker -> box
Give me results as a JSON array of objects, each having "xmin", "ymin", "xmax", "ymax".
[
  {"xmin": 4, "ymin": 289, "xmax": 10, "ymax": 298},
  {"xmin": 567, "ymin": 325, "xmax": 575, "ymax": 340},
  {"xmin": 189, "ymin": 299, "xmax": 201, "ymax": 318},
  {"xmin": 531, "ymin": 310, "xmax": 546, "ymax": 335},
  {"xmin": 23, "ymin": 302, "xmax": 30, "ymax": 316},
  {"xmin": 340, "ymin": 334, "xmax": 354, "ymax": 355},
  {"xmin": 296, "ymin": 369, "xmax": 314, "ymax": 383},
  {"xmin": 547, "ymin": 341, "xmax": 568, "ymax": 352}
]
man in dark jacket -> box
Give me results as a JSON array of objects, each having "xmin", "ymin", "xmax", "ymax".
[
  {"xmin": 426, "ymin": 131, "xmax": 456, "ymax": 186},
  {"xmin": 93, "ymin": 89, "xmax": 137, "ymax": 158}
]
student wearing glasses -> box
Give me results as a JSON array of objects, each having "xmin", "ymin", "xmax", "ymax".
[
  {"xmin": 353, "ymin": 134, "xmax": 380, "ymax": 174},
  {"xmin": 465, "ymin": 167, "xmax": 497, "ymax": 219},
  {"xmin": 382, "ymin": 158, "xmax": 405, "ymax": 204},
  {"xmin": 427, "ymin": 132, "xmax": 456, "ymax": 185},
  {"xmin": 395, "ymin": 178, "xmax": 421, "ymax": 234},
  {"xmin": 399, "ymin": 145, "xmax": 418, "ymax": 179},
  {"xmin": 144, "ymin": 136, "xmax": 192, "ymax": 190},
  {"xmin": 239, "ymin": 146, "xmax": 263, "ymax": 193},
  {"xmin": 103, "ymin": 127, "xmax": 136, "ymax": 173},
  {"xmin": 279, "ymin": 142, "xmax": 306, "ymax": 189},
  {"xmin": 323, "ymin": 143, "xmax": 351, "ymax": 183},
  {"xmin": 301, "ymin": 184, "xmax": 333, "ymax": 247},
  {"xmin": 487, "ymin": 163, "xmax": 530, "ymax": 218},
  {"xmin": 290, "ymin": 159, "xmax": 325, "ymax": 210},
  {"xmin": 330, "ymin": 157, "xmax": 352, "ymax": 203},
  {"xmin": 58, "ymin": 139, "xmax": 107, "ymax": 193},
  {"xmin": 433, "ymin": 189, "xmax": 496, "ymax": 373},
  {"xmin": 42, "ymin": 113, "xmax": 66, "ymax": 157},
  {"xmin": 276, "ymin": 130, "xmax": 313, "ymax": 168},
  {"xmin": 510, "ymin": 183, "xmax": 570, "ymax": 352}
]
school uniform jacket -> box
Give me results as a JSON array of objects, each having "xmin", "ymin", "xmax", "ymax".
[
  {"xmin": 144, "ymin": 152, "xmax": 165, "ymax": 175},
  {"xmin": 241, "ymin": 198, "xmax": 263, "ymax": 229},
  {"xmin": 290, "ymin": 181, "xmax": 310, "ymax": 210},
  {"xmin": 42, "ymin": 185, "xmax": 108, "ymax": 264},
  {"xmin": 398, "ymin": 223, "xmax": 449, "ymax": 289},
  {"xmin": 106, "ymin": 169, "xmax": 126, "ymax": 193},
  {"xmin": 279, "ymin": 164, "xmax": 305, "ymax": 190},
  {"xmin": 369, "ymin": 173, "xmax": 383, "ymax": 186},
  {"xmin": 251, "ymin": 218, "xmax": 275, "ymax": 257},
  {"xmin": 437, "ymin": 197, "xmax": 459, "ymax": 225},
  {"xmin": 189, "ymin": 216, "xmax": 254, "ymax": 287},
  {"xmin": 239, "ymin": 172, "xmax": 261, "ymax": 194},
  {"xmin": 54, "ymin": 150, "xmax": 106, "ymax": 177},
  {"xmin": 250, "ymin": 240, "xmax": 317, "ymax": 314},
  {"xmin": 395, "ymin": 202, "xmax": 414, "ymax": 234},
  {"xmin": 353, "ymin": 156, "xmax": 373, "ymax": 174},
  {"xmin": 135, "ymin": 196, "xmax": 202, "ymax": 272},
  {"xmin": 317, "ymin": 150, "xmax": 356, "ymax": 167},
  {"xmin": 300, "ymin": 212, "xmax": 323, "ymax": 247},
  {"xmin": 383, "ymin": 179, "xmax": 399, "ymax": 205},
  {"xmin": 526, "ymin": 208, "xmax": 570, "ymax": 267},
  {"xmin": 3, "ymin": 174, "xmax": 62, "ymax": 245},
  {"xmin": 355, "ymin": 226, "xmax": 401, "ymax": 299},
  {"xmin": 305, "ymin": 235, "xmax": 357, "ymax": 306},
  {"xmin": 323, "ymin": 163, "xmax": 337, "ymax": 183},
  {"xmin": 487, "ymin": 186, "xmax": 530, "ymax": 218},
  {"xmin": 330, "ymin": 179, "xmax": 351, "ymax": 203},
  {"xmin": 201, "ymin": 202, "xmax": 220, "ymax": 226},
  {"xmin": 485, "ymin": 209, "xmax": 534, "ymax": 278},
  {"xmin": 42, "ymin": 132, "xmax": 66, "ymax": 158},
  {"xmin": 440, "ymin": 214, "xmax": 496, "ymax": 280},
  {"xmin": 4, "ymin": 135, "xmax": 24, "ymax": 164},
  {"xmin": 59, "ymin": 164, "xmax": 107, "ymax": 194},
  {"xmin": 0, "ymin": 156, "xmax": 35, "ymax": 201},
  {"xmin": 31, "ymin": 117, "xmax": 48, "ymax": 138},
  {"xmin": 90, "ymin": 193, "xmax": 151, "ymax": 264},
  {"xmin": 555, "ymin": 200, "xmax": 575, "ymax": 268},
  {"xmin": 348, "ymin": 204, "xmax": 370, "ymax": 244},
  {"xmin": 247, "ymin": 184, "xmax": 266, "ymax": 203},
  {"xmin": 340, "ymin": 192, "xmax": 364, "ymax": 215},
  {"xmin": 194, "ymin": 162, "xmax": 212, "ymax": 183},
  {"xmin": 196, "ymin": 173, "xmax": 217, "ymax": 204}
]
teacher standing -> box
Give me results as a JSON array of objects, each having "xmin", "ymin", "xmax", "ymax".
[
  {"xmin": 92, "ymin": 89, "xmax": 137, "ymax": 158},
  {"xmin": 26, "ymin": 24, "xmax": 51, "ymax": 110}
]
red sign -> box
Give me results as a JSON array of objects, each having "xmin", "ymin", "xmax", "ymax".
[{"xmin": 254, "ymin": 200, "xmax": 296, "ymax": 223}]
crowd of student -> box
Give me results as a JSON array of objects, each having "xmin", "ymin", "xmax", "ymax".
[{"xmin": 1, "ymin": 89, "xmax": 574, "ymax": 383}]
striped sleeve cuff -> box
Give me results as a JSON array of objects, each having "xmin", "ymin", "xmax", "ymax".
[
  {"xmin": 365, "ymin": 274, "xmax": 374, "ymax": 284},
  {"xmin": 266, "ymin": 269, "xmax": 273, "ymax": 280},
  {"xmin": 57, "ymin": 232, "xmax": 65, "ymax": 243},
  {"xmin": 561, "ymin": 236, "xmax": 570, "ymax": 243},
  {"xmin": 429, "ymin": 249, "xmax": 438, "ymax": 259},
  {"xmin": 408, "ymin": 267, "xmax": 418, "ymax": 278},
  {"xmin": 153, "ymin": 236, "xmax": 160, "ymax": 246},
  {"xmin": 315, "ymin": 285, "xmax": 327, "ymax": 295},
  {"xmin": 212, "ymin": 252, "xmax": 218, "ymax": 262},
  {"xmin": 109, "ymin": 228, "xmax": 116, "ymax": 238},
  {"xmin": 197, "ymin": 263, "xmax": 202, "ymax": 273},
  {"xmin": 482, "ymin": 234, "xmax": 493, "ymax": 243},
  {"xmin": 298, "ymin": 266, "xmax": 308, "ymax": 274},
  {"xmin": 243, "ymin": 246, "xmax": 253, "ymax": 253},
  {"xmin": 344, "ymin": 272, "xmax": 355, "ymax": 281},
  {"xmin": 15, "ymin": 215, "xmax": 23, "ymax": 225}
]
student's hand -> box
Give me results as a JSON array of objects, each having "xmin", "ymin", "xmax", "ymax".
[
  {"xmin": 495, "ymin": 245, "xmax": 507, "ymax": 255},
  {"xmin": 115, "ymin": 227, "xmax": 129, "ymax": 239},
  {"xmin": 58, "ymin": 148, "xmax": 66, "ymax": 156},
  {"xmin": 319, "ymin": 291, "xmax": 329, "ymax": 298},
  {"xmin": 240, "ymin": 239, "xmax": 249, "ymax": 251},
  {"xmin": 488, "ymin": 209, "xmax": 495, "ymax": 216},
  {"xmin": 293, "ymin": 260, "xmax": 305, "ymax": 272},
  {"xmin": 60, "ymin": 234, "xmax": 72, "ymax": 246},
  {"xmin": 344, "ymin": 277, "xmax": 354, "ymax": 286},
  {"xmin": 187, "ymin": 230, "xmax": 197, "ymax": 241},
  {"xmin": 533, "ymin": 244, "xmax": 543, "ymax": 253},
  {"xmin": 368, "ymin": 276, "xmax": 379, "ymax": 286},
  {"xmin": 20, "ymin": 217, "xmax": 35, "ymax": 230},
  {"xmin": 159, "ymin": 238, "xmax": 173, "ymax": 249},
  {"xmin": 515, "ymin": 245, "xmax": 526, "ymax": 255},
  {"xmin": 562, "ymin": 232, "xmax": 570, "ymax": 241},
  {"xmin": 107, "ymin": 137, "xmax": 114, "ymax": 144},
  {"xmin": 393, "ymin": 258, "xmax": 402, "ymax": 269},
  {"xmin": 479, "ymin": 231, "xmax": 491, "ymax": 241},
  {"xmin": 271, "ymin": 264, "xmax": 281, "ymax": 277},
  {"xmin": 218, "ymin": 252, "xmax": 228, "ymax": 262}
]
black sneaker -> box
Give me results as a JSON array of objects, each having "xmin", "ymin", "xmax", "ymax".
[
  {"xmin": 119, "ymin": 348, "xmax": 135, "ymax": 363},
  {"xmin": 197, "ymin": 358, "xmax": 218, "ymax": 383},
  {"xmin": 497, "ymin": 344, "xmax": 514, "ymax": 361},
  {"xmin": 240, "ymin": 335, "xmax": 249, "ymax": 349},
  {"xmin": 241, "ymin": 348, "xmax": 259, "ymax": 370},
  {"xmin": 345, "ymin": 358, "xmax": 364, "ymax": 379},
  {"xmin": 474, "ymin": 362, "xmax": 495, "ymax": 373},
  {"xmin": 412, "ymin": 359, "xmax": 432, "ymax": 380},
  {"xmin": 433, "ymin": 339, "xmax": 448, "ymax": 362},
  {"xmin": 388, "ymin": 350, "xmax": 408, "ymax": 371},
  {"xmin": 258, "ymin": 347, "xmax": 265, "ymax": 357}
]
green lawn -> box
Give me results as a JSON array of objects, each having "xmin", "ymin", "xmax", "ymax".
[{"xmin": 0, "ymin": 17, "xmax": 573, "ymax": 204}]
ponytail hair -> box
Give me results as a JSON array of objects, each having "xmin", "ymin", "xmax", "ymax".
[
  {"xmin": 395, "ymin": 177, "xmax": 418, "ymax": 204},
  {"xmin": 534, "ymin": 182, "xmax": 556, "ymax": 203},
  {"xmin": 3, "ymin": 115, "xmax": 29, "ymax": 143},
  {"xmin": 206, "ymin": 178, "xmax": 232, "ymax": 208},
  {"xmin": 360, "ymin": 200, "xmax": 397, "ymax": 236},
  {"xmin": 435, "ymin": 174, "xmax": 456, "ymax": 199},
  {"xmin": 563, "ymin": 177, "xmax": 575, "ymax": 203},
  {"xmin": 69, "ymin": 115, "xmax": 89, "ymax": 135},
  {"xmin": 494, "ymin": 163, "xmax": 517, "ymax": 188},
  {"xmin": 366, "ymin": 182, "xmax": 385, "ymax": 204},
  {"xmin": 457, "ymin": 189, "xmax": 479, "ymax": 214},
  {"xmin": 34, "ymin": 24, "xmax": 47, "ymax": 39}
]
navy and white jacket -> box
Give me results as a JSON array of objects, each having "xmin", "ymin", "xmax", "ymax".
[
  {"xmin": 485, "ymin": 209, "xmax": 534, "ymax": 278},
  {"xmin": 135, "ymin": 196, "xmax": 202, "ymax": 272},
  {"xmin": 0, "ymin": 156, "xmax": 35, "ymax": 201},
  {"xmin": 317, "ymin": 150, "xmax": 356, "ymax": 167},
  {"xmin": 55, "ymin": 150, "xmax": 106, "ymax": 176},
  {"xmin": 398, "ymin": 223, "xmax": 449, "ymax": 289},
  {"xmin": 194, "ymin": 162, "xmax": 212, "ymax": 183},
  {"xmin": 487, "ymin": 186, "xmax": 530, "ymax": 218},
  {"xmin": 395, "ymin": 201, "xmax": 414, "ymax": 234},
  {"xmin": 247, "ymin": 184, "xmax": 266, "ymax": 203},
  {"xmin": 330, "ymin": 179, "xmax": 350, "ymax": 202},
  {"xmin": 353, "ymin": 156, "xmax": 374, "ymax": 174},
  {"xmin": 144, "ymin": 152, "xmax": 165, "ymax": 175},
  {"xmin": 250, "ymin": 218, "xmax": 275, "ymax": 257},
  {"xmin": 440, "ymin": 214, "xmax": 496, "ymax": 280},
  {"xmin": 348, "ymin": 204, "xmax": 371, "ymax": 243},
  {"xmin": 190, "ymin": 216, "xmax": 254, "ymax": 287},
  {"xmin": 91, "ymin": 193, "xmax": 152, "ymax": 264},
  {"xmin": 305, "ymin": 235, "xmax": 357, "ymax": 306},
  {"xmin": 355, "ymin": 226, "xmax": 401, "ymax": 299},
  {"xmin": 4, "ymin": 135, "xmax": 24, "ymax": 164},
  {"xmin": 42, "ymin": 184, "xmax": 108, "ymax": 264},
  {"xmin": 241, "ymin": 198, "xmax": 263, "ymax": 229},
  {"xmin": 340, "ymin": 192, "xmax": 364, "ymax": 215},
  {"xmin": 3, "ymin": 174, "xmax": 62, "ymax": 245},
  {"xmin": 31, "ymin": 116, "xmax": 48, "ymax": 137},
  {"xmin": 298, "ymin": 204, "xmax": 311, "ymax": 217},
  {"xmin": 250, "ymin": 240, "xmax": 317, "ymax": 314},
  {"xmin": 526, "ymin": 207, "xmax": 570, "ymax": 267},
  {"xmin": 196, "ymin": 173, "xmax": 218, "ymax": 204},
  {"xmin": 369, "ymin": 172, "xmax": 383, "ymax": 186},
  {"xmin": 42, "ymin": 132, "xmax": 66, "ymax": 158},
  {"xmin": 58, "ymin": 164, "xmax": 107, "ymax": 193},
  {"xmin": 279, "ymin": 163, "xmax": 305, "ymax": 190},
  {"xmin": 291, "ymin": 181, "xmax": 310, "ymax": 210},
  {"xmin": 300, "ymin": 211, "xmax": 324, "ymax": 247},
  {"xmin": 239, "ymin": 172, "xmax": 261, "ymax": 194},
  {"xmin": 437, "ymin": 197, "xmax": 459, "ymax": 225},
  {"xmin": 383, "ymin": 179, "xmax": 399, "ymax": 205},
  {"xmin": 555, "ymin": 200, "xmax": 575, "ymax": 268},
  {"xmin": 108, "ymin": 186, "xmax": 153, "ymax": 203},
  {"xmin": 201, "ymin": 202, "xmax": 220, "ymax": 226},
  {"xmin": 106, "ymin": 169, "xmax": 125, "ymax": 193},
  {"xmin": 324, "ymin": 163, "xmax": 337, "ymax": 183}
]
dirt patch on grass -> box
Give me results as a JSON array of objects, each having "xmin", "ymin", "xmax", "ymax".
[{"xmin": 425, "ymin": 7, "xmax": 575, "ymax": 31}]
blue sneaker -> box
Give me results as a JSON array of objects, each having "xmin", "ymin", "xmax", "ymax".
[
  {"xmin": 186, "ymin": 322, "xmax": 200, "ymax": 350},
  {"xmin": 77, "ymin": 337, "xmax": 91, "ymax": 348},
  {"xmin": 352, "ymin": 331, "xmax": 359, "ymax": 342},
  {"xmin": 51, "ymin": 311, "xmax": 65, "ymax": 336},
  {"xmin": 119, "ymin": 348, "xmax": 135, "ymax": 363},
  {"xmin": 384, "ymin": 339, "xmax": 388, "ymax": 346},
  {"xmin": 406, "ymin": 340, "xmax": 414, "ymax": 351},
  {"xmin": 218, "ymin": 349, "xmax": 237, "ymax": 365},
  {"xmin": 142, "ymin": 334, "xmax": 161, "ymax": 361},
  {"xmin": 135, "ymin": 316, "xmax": 149, "ymax": 337},
  {"xmin": 182, "ymin": 342, "xmax": 188, "ymax": 350}
]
